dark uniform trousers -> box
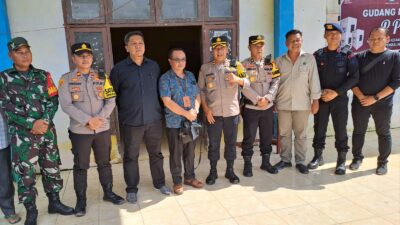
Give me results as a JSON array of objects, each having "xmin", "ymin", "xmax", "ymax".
[
  {"xmin": 120, "ymin": 120, "xmax": 165, "ymax": 193},
  {"xmin": 69, "ymin": 130, "xmax": 113, "ymax": 192},
  {"xmin": 241, "ymin": 107, "xmax": 274, "ymax": 156},
  {"xmin": 313, "ymin": 96, "xmax": 349, "ymax": 152},
  {"xmin": 352, "ymin": 100, "xmax": 392, "ymax": 163},
  {"xmin": 166, "ymin": 128, "xmax": 195, "ymax": 185},
  {"xmin": 207, "ymin": 115, "xmax": 239, "ymax": 161},
  {"xmin": 0, "ymin": 146, "xmax": 15, "ymax": 216}
]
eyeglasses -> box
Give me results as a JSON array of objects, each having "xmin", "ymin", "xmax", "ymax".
[
  {"xmin": 368, "ymin": 37, "xmax": 386, "ymax": 42},
  {"xmin": 171, "ymin": 58, "xmax": 186, "ymax": 63}
]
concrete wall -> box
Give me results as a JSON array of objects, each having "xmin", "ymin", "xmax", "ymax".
[{"xmin": 239, "ymin": 0, "xmax": 274, "ymax": 59}]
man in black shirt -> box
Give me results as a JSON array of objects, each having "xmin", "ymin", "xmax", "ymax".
[
  {"xmin": 110, "ymin": 31, "xmax": 171, "ymax": 203},
  {"xmin": 351, "ymin": 27, "xmax": 400, "ymax": 175},
  {"xmin": 310, "ymin": 23, "xmax": 359, "ymax": 175}
]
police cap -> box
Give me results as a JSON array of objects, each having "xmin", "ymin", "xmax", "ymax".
[
  {"xmin": 324, "ymin": 23, "xmax": 343, "ymax": 33},
  {"xmin": 249, "ymin": 35, "xmax": 265, "ymax": 45},
  {"xmin": 211, "ymin": 36, "xmax": 228, "ymax": 49},
  {"xmin": 71, "ymin": 42, "xmax": 93, "ymax": 55}
]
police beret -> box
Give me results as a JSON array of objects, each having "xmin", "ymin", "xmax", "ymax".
[
  {"xmin": 211, "ymin": 36, "xmax": 228, "ymax": 48},
  {"xmin": 71, "ymin": 42, "xmax": 93, "ymax": 55},
  {"xmin": 324, "ymin": 23, "xmax": 343, "ymax": 33},
  {"xmin": 7, "ymin": 37, "xmax": 30, "ymax": 51},
  {"xmin": 249, "ymin": 35, "xmax": 265, "ymax": 45}
]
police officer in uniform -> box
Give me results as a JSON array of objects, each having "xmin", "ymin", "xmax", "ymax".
[
  {"xmin": 240, "ymin": 35, "xmax": 281, "ymax": 176},
  {"xmin": 198, "ymin": 36, "xmax": 249, "ymax": 185},
  {"xmin": 309, "ymin": 23, "xmax": 359, "ymax": 175},
  {"xmin": 0, "ymin": 37, "xmax": 74, "ymax": 225},
  {"xmin": 59, "ymin": 42, "xmax": 125, "ymax": 216}
]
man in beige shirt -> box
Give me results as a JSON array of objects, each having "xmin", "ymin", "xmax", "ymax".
[
  {"xmin": 198, "ymin": 36, "xmax": 248, "ymax": 185},
  {"xmin": 273, "ymin": 29, "xmax": 321, "ymax": 174}
]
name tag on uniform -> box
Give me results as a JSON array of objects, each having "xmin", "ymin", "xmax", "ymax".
[{"xmin": 183, "ymin": 96, "xmax": 191, "ymax": 108}]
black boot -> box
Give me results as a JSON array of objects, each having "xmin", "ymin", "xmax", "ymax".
[
  {"xmin": 243, "ymin": 156, "xmax": 253, "ymax": 177},
  {"xmin": 24, "ymin": 202, "xmax": 38, "ymax": 225},
  {"xmin": 75, "ymin": 190, "xmax": 86, "ymax": 217},
  {"xmin": 103, "ymin": 183, "xmax": 125, "ymax": 205},
  {"xmin": 335, "ymin": 152, "xmax": 347, "ymax": 175},
  {"xmin": 307, "ymin": 148, "xmax": 324, "ymax": 169},
  {"xmin": 47, "ymin": 192, "xmax": 74, "ymax": 215},
  {"xmin": 206, "ymin": 161, "xmax": 218, "ymax": 185},
  {"xmin": 225, "ymin": 160, "xmax": 240, "ymax": 184},
  {"xmin": 260, "ymin": 154, "xmax": 278, "ymax": 174}
]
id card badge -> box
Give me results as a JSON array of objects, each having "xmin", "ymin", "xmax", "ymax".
[{"xmin": 183, "ymin": 96, "xmax": 191, "ymax": 108}]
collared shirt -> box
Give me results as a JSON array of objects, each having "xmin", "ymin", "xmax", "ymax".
[
  {"xmin": 198, "ymin": 60, "xmax": 250, "ymax": 117},
  {"xmin": 159, "ymin": 69, "xmax": 199, "ymax": 128},
  {"xmin": 355, "ymin": 49, "xmax": 400, "ymax": 104},
  {"xmin": 0, "ymin": 109, "xmax": 9, "ymax": 149},
  {"xmin": 314, "ymin": 47, "xmax": 359, "ymax": 96},
  {"xmin": 58, "ymin": 68, "xmax": 116, "ymax": 134},
  {"xmin": 275, "ymin": 50, "xmax": 321, "ymax": 111},
  {"xmin": 110, "ymin": 57, "xmax": 162, "ymax": 126},
  {"xmin": 241, "ymin": 57, "xmax": 280, "ymax": 110}
]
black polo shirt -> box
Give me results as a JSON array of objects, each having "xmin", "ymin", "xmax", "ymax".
[
  {"xmin": 110, "ymin": 57, "xmax": 162, "ymax": 126},
  {"xmin": 356, "ymin": 49, "xmax": 400, "ymax": 104}
]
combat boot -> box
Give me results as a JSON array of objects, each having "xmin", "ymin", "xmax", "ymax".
[
  {"xmin": 103, "ymin": 183, "xmax": 125, "ymax": 205},
  {"xmin": 243, "ymin": 156, "xmax": 253, "ymax": 177},
  {"xmin": 225, "ymin": 160, "xmax": 240, "ymax": 184},
  {"xmin": 47, "ymin": 192, "xmax": 74, "ymax": 215},
  {"xmin": 24, "ymin": 202, "xmax": 38, "ymax": 225},
  {"xmin": 260, "ymin": 153, "xmax": 278, "ymax": 174},
  {"xmin": 334, "ymin": 152, "xmax": 347, "ymax": 175},
  {"xmin": 308, "ymin": 148, "xmax": 324, "ymax": 169},
  {"xmin": 206, "ymin": 161, "xmax": 218, "ymax": 185},
  {"xmin": 75, "ymin": 190, "xmax": 86, "ymax": 217}
]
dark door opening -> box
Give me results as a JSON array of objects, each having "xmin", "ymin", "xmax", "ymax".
[{"xmin": 111, "ymin": 26, "xmax": 203, "ymax": 77}]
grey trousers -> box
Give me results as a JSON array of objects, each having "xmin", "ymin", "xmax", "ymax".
[
  {"xmin": 278, "ymin": 110, "xmax": 310, "ymax": 164},
  {"xmin": 0, "ymin": 146, "xmax": 16, "ymax": 216}
]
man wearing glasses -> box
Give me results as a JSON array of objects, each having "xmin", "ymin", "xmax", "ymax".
[
  {"xmin": 159, "ymin": 48, "xmax": 203, "ymax": 195},
  {"xmin": 350, "ymin": 27, "xmax": 400, "ymax": 175}
]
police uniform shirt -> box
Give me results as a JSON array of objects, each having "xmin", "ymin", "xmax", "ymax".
[
  {"xmin": 198, "ymin": 59, "xmax": 250, "ymax": 117},
  {"xmin": 314, "ymin": 47, "xmax": 359, "ymax": 96},
  {"xmin": 356, "ymin": 49, "xmax": 400, "ymax": 103},
  {"xmin": 275, "ymin": 50, "xmax": 321, "ymax": 111},
  {"xmin": 241, "ymin": 57, "xmax": 280, "ymax": 110},
  {"xmin": 58, "ymin": 68, "xmax": 116, "ymax": 134}
]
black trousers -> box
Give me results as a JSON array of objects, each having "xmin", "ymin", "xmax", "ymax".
[
  {"xmin": 0, "ymin": 146, "xmax": 16, "ymax": 216},
  {"xmin": 166, "ymin": 128, "xmax": 195, "ymax": 185},
  {"xmin": 207, "ymin": 115, "xmax": 239, "ymax": 162},
  {"xmin": 120, "ymin": 120, "xmax": 165, "ymax": 193},
  {"xmin": 313, "ymin": 97, "xmax": 349, "ymax": 152},
  {"xmin": 352, "ymin": 100, "xmax": 393, "ymax": 163},
  {"xmin": 241, "ymin": 107, "xmax": 274, "ymax": 156},
  {"xmin": 69, "ymin": 130, "xmax": 113, "ymax": 192}
]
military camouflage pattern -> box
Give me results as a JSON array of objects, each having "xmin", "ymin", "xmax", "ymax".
[{"xmin": 0, "ymin": 66, "xmax": 63, "ymax": 204}]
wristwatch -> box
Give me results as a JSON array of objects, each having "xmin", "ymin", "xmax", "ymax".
[{"xmin": 373, "ymin": 95, "xmax": 380, "ymax": 101}]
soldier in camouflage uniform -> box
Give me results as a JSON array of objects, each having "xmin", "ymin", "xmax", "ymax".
[{"xmin": 0, "ymin": 37, "xmax": 74, "ymax": 225}]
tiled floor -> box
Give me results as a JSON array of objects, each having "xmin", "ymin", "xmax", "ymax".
[{"xmin": 1, "ymin": 129, "xmax": 399, "ymax": 225}]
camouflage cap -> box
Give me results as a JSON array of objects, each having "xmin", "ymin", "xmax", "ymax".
[{"xmin": 7, "ymin": 37, "xmax": 30, "ymax": 51}]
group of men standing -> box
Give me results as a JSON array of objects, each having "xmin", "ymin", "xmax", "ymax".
[{"xmin": 0, "ymin": 23, "xmax": 399, "ymax": 225}]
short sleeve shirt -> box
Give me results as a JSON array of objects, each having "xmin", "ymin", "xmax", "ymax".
[{"xmin": 159, "ymin": 70, "xmax": 199, "ymax": 128}]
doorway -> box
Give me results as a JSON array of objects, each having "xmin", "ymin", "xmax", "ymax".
[{"xmin": 110, "ymin": 26, "xmax": 203, "ymax": 77}]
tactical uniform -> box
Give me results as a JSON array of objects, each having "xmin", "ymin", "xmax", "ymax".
[
  {"xmin": 240, "ymin": 35, "xmax": 281, "ymax": 176},
  {"xmin": 310, "ymin": 23, "xmax": 359, "ymax": 175},
  {"xmin": 59, "ymin": 42, "xmax": 124, "ymax": 216},
  {"xmin": 198, "ymin": 35, "xmax": 249, "ymax": 185},
  {"xmin": 0, "ymin": 36, "xmax": 73, "ymax": 225}
]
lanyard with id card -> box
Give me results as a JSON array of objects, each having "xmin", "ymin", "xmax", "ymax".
[{"xmin": 176, "ymin": 73, "xmax": 191, "ymax": 109}]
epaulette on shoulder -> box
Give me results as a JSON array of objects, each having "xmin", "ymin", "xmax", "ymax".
[{"xmin": 314, "ymin": 48, "xmax": 324, "ymax": 57}]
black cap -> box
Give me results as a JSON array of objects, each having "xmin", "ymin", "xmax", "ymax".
[
  {"xmin": 7, "ymin": 37, "xmax": 30, "ymax": 51},
  {"xmin": 71, "ymin": 42, "xmax": 93, "ymax": 55},
  {"xmin": 324, "ymin": 23, "xmax": 344, "ymax": 33},
  {"xmin": 211, "ymin": 36, "xmax": 228, "ymax": 49},
  {"xmin": 249, "ymin": 35, "xmax": 265, "ymax": 45}
]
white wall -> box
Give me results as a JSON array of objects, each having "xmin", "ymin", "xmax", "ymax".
[
  {"xmin": 294, "ymin": 0, "xmax": 326, "ymax": 53},
  {"xmin": 6, "ymin": 0, "xmax": 72, "ymax": 163},
  {"xmin": 239, "ymin": 0, "xmax": 274, "ymax": 60}
]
